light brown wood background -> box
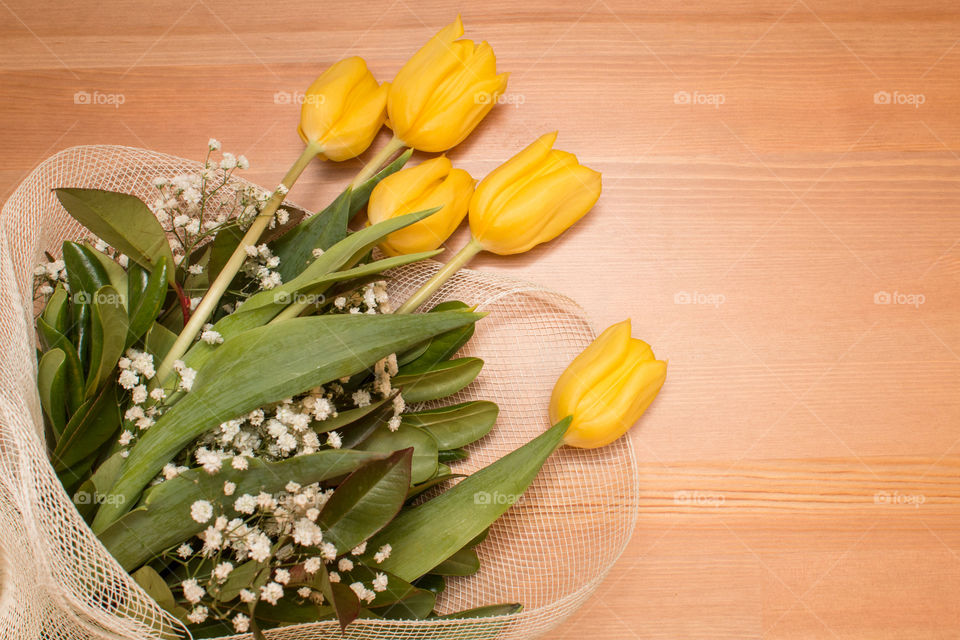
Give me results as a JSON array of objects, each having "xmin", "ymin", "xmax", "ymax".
[{"xmin": 3, "ymin": 0, "xmax": 960, "ymax": 637}]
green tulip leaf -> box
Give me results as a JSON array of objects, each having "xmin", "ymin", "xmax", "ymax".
[
  {"xmin": 391, "ymin": 358, "xmax": 484, "ymax": 404},
  {"xmin": 402, "ymin": 401, "xmax": 499, "ymax": 450},
  {"xmin": 144, "ymin": 322, "xmax": 178, "ymax": 363},
  {"xmin": 405, "ymin": 473, "xmax": 466, "ymax": 501},
  {"xmin": 55, "ymin": 189, "xmax": 176, "ymax": 283},
  {"xmin": 357, "ymin": 424, "xmax": 439, "ymax": 484},
  {"xmin": 364, "ymin": 418, "xmax": 569, "ymax": 582},
  {"xmin": 318, "ymin": 449, "xmax": 412, "ymax": 554},
  {"xmin": 436, "ymin": 603, "xmax": 523, "ymax": 619},
  {"xmin": 398, "ymin": 301, "xmax": 476, "ymax": 374}
]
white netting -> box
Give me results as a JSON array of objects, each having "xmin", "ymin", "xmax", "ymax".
[{"xmin": 0, "ymin": 145, "xmax": 638, "ymax": 640}]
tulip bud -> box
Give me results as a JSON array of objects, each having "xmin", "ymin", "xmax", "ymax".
[
  {"xmin": 298, "ymin": 57, "xmax": 389, "ymax": 162},
  {"xmin": 550, "ymin": 320, "xmax": 666, "ymax": 449},
  {"xmin": 388, "ymin": 16, "xmax": 509, "ymax": 152},
  {"xmin": 468, "ymin": 132, "xmax": 601, "ymax": 255},
  {"xmin": 368, "ymin": 157, "xmax": 475, "ymax": 256}
]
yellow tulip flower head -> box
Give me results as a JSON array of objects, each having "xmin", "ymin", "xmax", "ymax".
[
  {"xmin": 469, "ymin": 132, "xmax": 602, "ymax": 255},
  {"xmin": 298, "ymin": 56, "xmax": 389, "ymax": 162},
  {"xmin": 550, "ymin": 320, "xmax": 667, "ymax": 449},
  {"xmin": 388, "ymin": 16, "xmax": 509, "ymax": 152},
  {"xmin": 368, "ymin": 157, "xmax": 475, "ymax": 256}
]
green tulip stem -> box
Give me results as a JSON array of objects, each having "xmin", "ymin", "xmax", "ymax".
[
  {"xmin": 350, "ymin": 135, "xmax": 407, "ymax": 190},
  {"xmin": 156, "ymin": 142, "xmax": 321, "ymax": 383},
  {"xmin": 395, "ymin": 237, "xmax": 483, "ymax": 314}
]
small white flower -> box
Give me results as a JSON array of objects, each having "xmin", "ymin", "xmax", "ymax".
[
  {"xmin": 352, "ymin": 390, "xmax": 371, "ymax": 408},
  {"xmin": 260, "ymin": 581, "xmax": 284, "ymax": 605},
  {"xmin": 163, "ymin": 464, "xmax": 180, "ymax": 480},
  {"xmin": 188, "ymin": 264, "xmax": 204, "ymax": 275},
  {"xmin": 149, "ymin": 387, "xmax": 166, "ymax": 402},
  {"xmin": 237, "ymin": 155, "xmax": 250, "ymax": 170},
  {"xmin": 208, "ymin": 138, "xmax": 221, "ymax": 151},
  {"xmin": 223, "ymin": 481, "xmax": 236, "ymax": 496},
  {"xmin": 326, "ymin": 431, "xmax": 342, "ymax": 449},
  {"xmin": 231, "ymin": 456, "xmax": 249, "ymax": 471},
  {"xmin": 304, "ymin": 557, "xmax": 322, "ymax": 574},
  {"xmin": 239, "ymin": 589, "xmax": 257, "ymax": 603},
  {"xmin": 275, "ymin": 184, "xmax": 289, "ymax": 196},
  {"xmin": 118, "ymin": 430, "xmax": 133, "ymax": 446},
  {"xmin": 181, "ymin": 578, "xmax": 205, "ymax": 604},
  {"xmin": 320, "ymin": 542, "xmax": 338, "ymax": 562},
  {"xmin": 187, "ymin": 606, "xmax": 209, "ymax": 624},
  {"xmin": 220, "ymin": 153, "xmax": 237, "ymax": 170},
  {"xmin": 338, "ymin": 557, "xmax": 354, "ymax": 572},
  {"xmin": 372, "ymin": 572, "xmax": 388, "ymax": 592},
  {"xmin": 328, "ymin": 571, "xmax": 340, "ymax": 583},
  {"xmin": 351, "ymin": 541, "xmax": 367, "ymax": 556},
  {"xmin": 190, "ymin": 500, "xmax": 213, "ymax": 524},
  {"xmin": 312, "ymin": 247, "xmax": 325, "ymax": 258},
  {"xmin": 373, "ymin": 544, "xmax": 392, "ymax": 564},
  {"xmin": 118, "ymin": 369, "xmax": 139, "ymax": 389},
  {"xmin": 234, "ymin": 494, "xmax": 257, "ymax": 515},
  {"xmin": 334, "ymin": 296, "xmax": 347, "ymax": 309},
  {"xmin": 176, "ymin": 543, "xmax": 193, "ymax": 558},
  {"xmin": 349, "ymin": 582, "xmax": 376, "ymax": 604},
  {"xmin": 117, "ymin": 255, "xmax": 129, "ymax": 268},
  {"xmin": 285, "ymin": 481, "xmax": 301, "ymax": 493},
  {"xmin": 200, "ymin": 329, "xmax": 223, "ymax": 345},
  {"xmin": 274, "ymin": 568, "xmax": 290, "ymax": 585},
  {"xmin": 131, "ymin": 384, "xmax": 148, "ymax": 404},
  {"xmin": 297, "ymin": 586, "xmax": 312, "ymax": 599},
  {"xmin": 232, "ymin": 613, "xmax": 250, "ymax": 633},
  {"xmin": 213, "ymin": 562, "xmax": 234, "ymax": 582},
  {"xmin": 388, "ymin": 415, "xmax": 402, "ymax": 432}
]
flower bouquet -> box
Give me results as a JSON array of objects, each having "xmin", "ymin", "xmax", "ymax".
[{"xmin": 3, "ymin": 17, "xmax": 665, "ymax": 640}]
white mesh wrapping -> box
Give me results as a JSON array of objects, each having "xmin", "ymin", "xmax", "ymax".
[{"xmin": 0, "ymin": 146, "xmax": 638, "ymax": 640}]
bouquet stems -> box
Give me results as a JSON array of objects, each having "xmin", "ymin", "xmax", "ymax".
[
  {"xmin": 395, "ymin": 237, "xmax": 483, "ymax": 314},
  {"xmin": 156, "ymin": 142, "xmax": 321, "ymax": 382}
]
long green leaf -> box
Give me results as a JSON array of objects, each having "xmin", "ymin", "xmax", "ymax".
[
  {"xmin": 93, "ymin": 310, "xmax": 483, "ymax": 529},
  {"xmin": 429, "ymin": 547, "xmax": 479, "ymax": 576},
  {"xmin": 83, "ymin": 242, "xmax": 128, "ymax": 303},
  {"xmin": 38, "ymin": 348, "xmax": 68, "ymax": 437},
  {"xmin": 36, "ymin": 317, "xmax": 84, "ymax": 412},
  {"xmin": 55, "ymin": 188, "xmax": 176, "ymax": 283},
  {"xmin": 126, "ymin": 257, "xmax": 169, "ymax": 347},
  {"xmin": 318, "ymin": 449, "xmax": 412, "ymax": 554},
  {"xmin": 41, "ymin": 283, "xmax": 69, "ymax": 335},
  {"xmin": 436, "ymin": 604, "xmax": 523, "ymax": 619},
  {"xmin": 365, "ymin": 419, "xmax": 569, "ymax": 581},
  {"xmin": 84, "ymin": 285, "xmax": 128, "ymax": 397},
  {"xmin": 398, "ymin": 301, "xmax": 476, "ymax": 374},
  {"xmin": 391, "ymin": 358, "xmax": 484, "ymax": 403},
  {"xmin": 99, "ymin": 449, "xmax": 384, "ymax": 571},
  {"xmin": 402, "ymin": 401, "xmax": 499, "ymax": 450}
]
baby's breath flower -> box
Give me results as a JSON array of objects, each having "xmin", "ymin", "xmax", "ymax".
[
  {"xmin": 260, "ymin": 581, "xmax": 284, "ymax": 605},
  {"xmin": 232, "ymin": 613, "xmax": 250, "ymax": 633},
  {"xmin": 190, "ymin": 500, "xmax": 213, "ymax": 524},
  {"xmin": 182, "ymin": 578, "xmax": 205, "ymax": 604},
  {"xmin": 187, "ymin": 606, "xmax": 209, "ymax": 624},
  {"xmin": 372, "ymin": 572, "xmax": 388, "ymax": 592},
  {"xmin": 373, "ymin": 544, "xmax": 392, "ymax": 564}
]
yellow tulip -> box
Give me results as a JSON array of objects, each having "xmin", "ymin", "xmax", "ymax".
[
  {"xmin": 298, "ymin": 57, "xmax": 389, "ymax": 162},
  {"xmin": 388, "ymin": 16, "xmax": 509, "ymax": 152},
  {"xmin": 468, "ymin": 132, "xmax": 601, "ymax": 255},
  {"xmin": 368, "ymin": 157, "xmax": 475, "ymax": 256},
  {"xmin": 550, "ymin": 320, "xmax": 666, "ymax": 449}
]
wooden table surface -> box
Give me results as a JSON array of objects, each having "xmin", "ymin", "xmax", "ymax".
[{"xmin": 3, "ymin": 0, "xmax": 960, "ymax": 637}]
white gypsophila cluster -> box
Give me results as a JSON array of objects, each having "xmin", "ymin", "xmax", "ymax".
[
  {"xmin": 332, "ymin": 280, "xmax": 392, "ymax": 315},
  {"xmin": 241, "ymin": 243, "xmax": 283, "ymax": 291},
  {"xmin": 148, "ymin": 144, "xmax": 268, "ymax": 275},
  {"xmin": 114, "ymin": 349, "xmax": 164, "ymax": 458},
  {"xmin": 174, "ymin": 479, "xmax": 392, "ymax": 629},
  {"xmin": 31, "ymin": 258, "xmax": 67, "ymax": 297}
]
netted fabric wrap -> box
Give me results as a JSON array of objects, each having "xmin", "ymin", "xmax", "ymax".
[{"xmin": 0, "ymin": 146, "xmax": 638, "ymax": 640}]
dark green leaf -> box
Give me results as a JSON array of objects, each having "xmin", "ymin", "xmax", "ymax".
[
  {"xmin": 391, "ymin": 358, "xmax": 484, "ymax": 403},
  {"xmin": 84, "ymin": 285, "xmax": 128, "ymax": 397},
  {"xmin": 125, "ymin": 257, "xmax": 169, "ymax": 347},
  {"xmin": 337, "ymin": 393, "xmax": 399, "ymax": 449},
  {"xmin": 94, "ymin": 311, "xmax": 482, "ymax": 529},
  {"xmin": 82, "ymin": 242, "xmax": 128, "ymax": 300},
  {"xmin": 406, "ymin": 473, "xmax": 465, "ymax": 501},
  {"xmin": 430, "ymin": 547, "xmax": 479, "ymax": 576},
  {"xmin": 132, "ymin": 566, "xmax": 188, "ymax": 622},
  {"xmin": 436, "ymin": 604, "xmax": 523, "ymax": 619},
  {"xmin": 55, "ymin": 189, "xmax": 175, "ymax": 283},
  {"xmin": 41, "ymin": 283, "xmax": 69, "ymax": 335},
  {"xmin": 318, "ymin": 449, "xmax": 412, "ymax": 554},
  {"xmin": 206, "ymin": 223, "xmax": 245, "ymax": 283},
  {"xmin": 62, "ymin": 241, "xmax": 110, "ymax": 301},
  {"xmin": 37, "ymin": 348, "xmax": 68, "ymax": 437},
  {"xmin": 365, "ymin": 419, "xmax": 569, "ymax": 581},
  {"xmin": 52, "ymin": 383, "xmax": 120, "ymax": 471},
  {"xmin": 398, "ymin": 301, "xmax": 476, "ymax": 374},
  {"xmin": 438, "ymin": 448, "xmax": 469, "ymax": 464},
  {"xmin": 36, "ymin": 317, "xmax": 84, "ymax": 412},
  {"xmin": 402, "ymin": 401, "xmax": 499, "ymax": 450},
  {"xmin": 316, "ymin": 564, "xmax": 360, "ymax": 631}
]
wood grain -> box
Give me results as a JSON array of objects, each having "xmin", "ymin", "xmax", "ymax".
[{"xmin": 2, "ymin": 0, "xmax": 960, "ymax": 637}]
